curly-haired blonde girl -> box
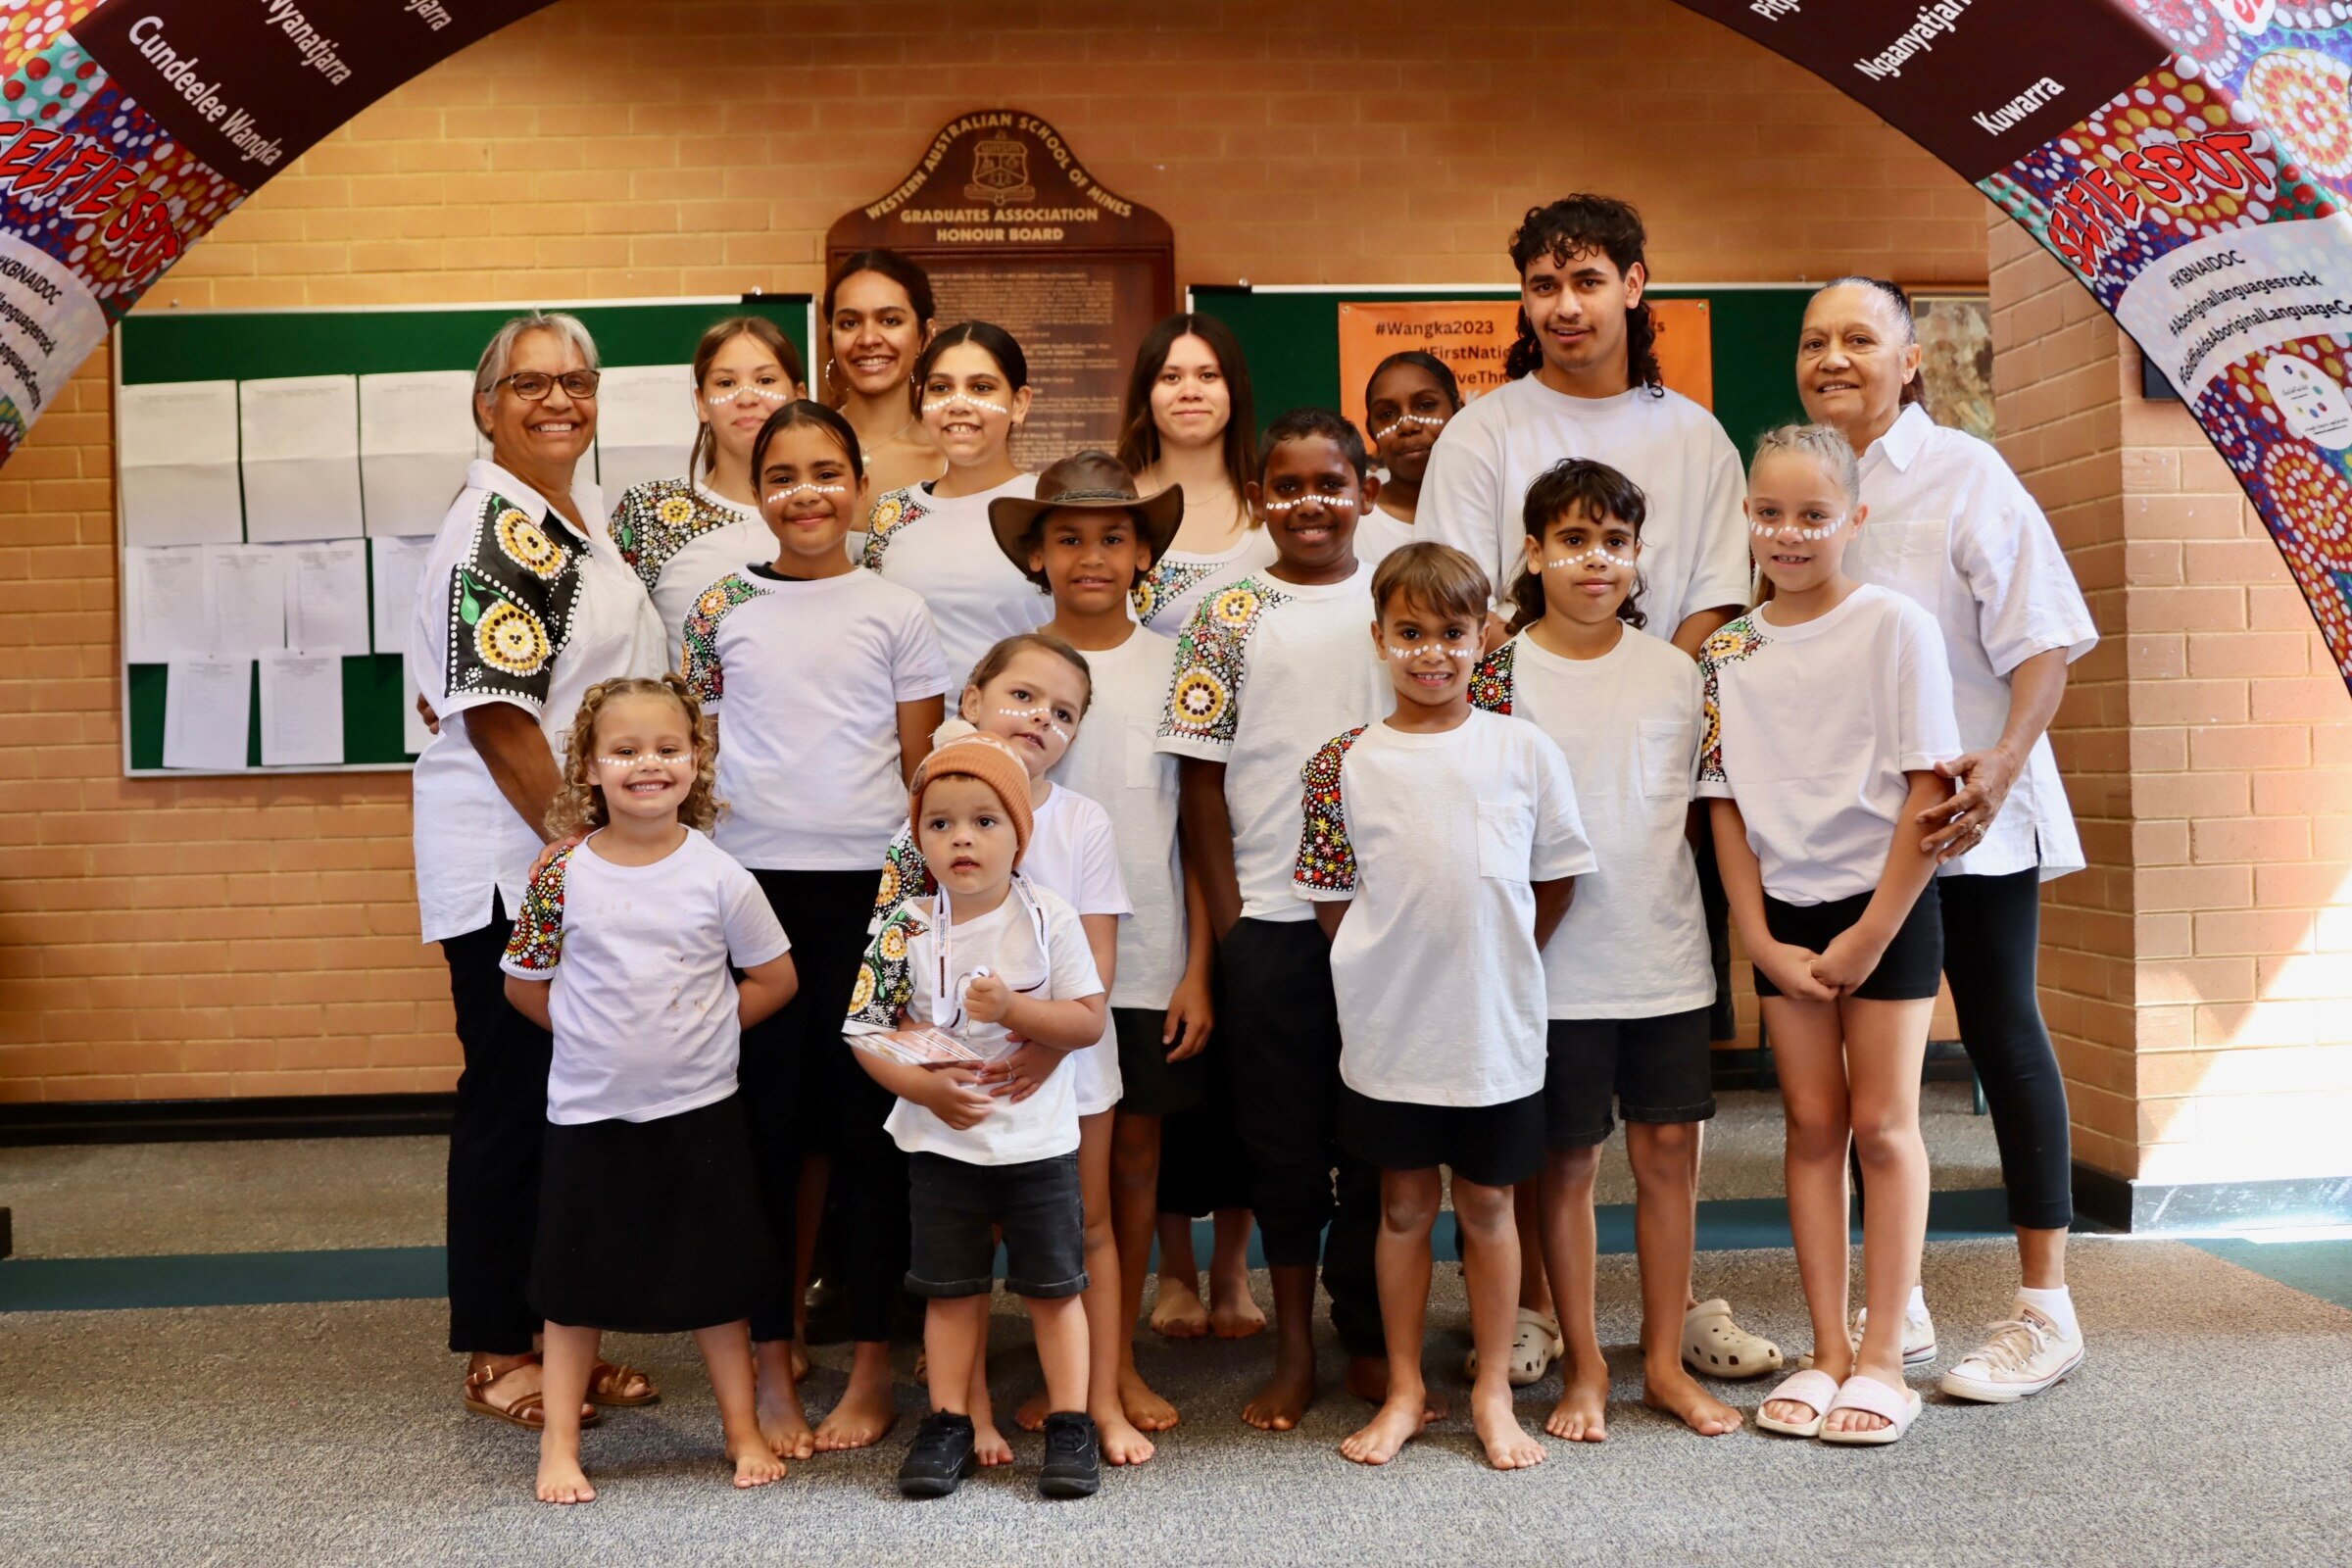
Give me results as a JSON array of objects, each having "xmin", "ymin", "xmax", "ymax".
[{"xmin": 546, "ymin": 673, "xmax": 723, "ymax": 840}]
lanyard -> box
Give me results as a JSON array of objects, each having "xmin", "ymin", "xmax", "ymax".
[{"xmin": 930, "ymin": 873, "xmax": 1052, "ymax": 1033}]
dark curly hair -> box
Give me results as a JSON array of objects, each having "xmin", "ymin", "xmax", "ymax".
[
  {"xmin": 1503, "ymin": 194, "xmax": 1664, "ymax": 395},
  {"xmin": 1509, "ymin": 458, "xmax": 1649, "ymax": 632}
]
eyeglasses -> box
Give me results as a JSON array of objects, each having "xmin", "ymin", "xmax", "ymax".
[{"xmin": 487, "ymin": 369, "xmax": 602, "ymax": 402}]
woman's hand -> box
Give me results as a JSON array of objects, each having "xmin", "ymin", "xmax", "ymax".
[
  {"xmin": 416, "ymin": 695, "xmax": 441, "ymax": 736},
  {"xmin": 1756, "ymin": 940, "xmax": 1838, "ymax": 1004},
  {"xmin": 531, "ymin": 831, "xmax": 586, "ymax": 877},
  {"xmin": 915, "ymin": 1065, "xmax": 997, "ymax": 1130},
  {"xmin": 981, "ymin": 1040, "xmax": 1064, "ymax": 1103},
  {"xmin": 1162, "ymin": 971, "xmax": 1214, "ymax": 1062},
  {"xmin": 1808, "ymin": 926, "xmax": 1887, "ymax": 995},
  {"xmin": 1920, "ymin": 748, "xmax": 2020, "ymax": 862}
]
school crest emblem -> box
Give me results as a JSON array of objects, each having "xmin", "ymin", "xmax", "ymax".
[{"xmin": 965, "ymin": 136, "xmax": 1035, "ymax": 207}]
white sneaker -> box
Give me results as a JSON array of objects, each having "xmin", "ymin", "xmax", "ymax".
[
  {"xmin": 1798, "ymin": 1302, "xmax": 1937, "ymax": 1370},
  {"xmin": 1937, "ymin": 1305, "xmax": 2084, "ymax": 1403}
]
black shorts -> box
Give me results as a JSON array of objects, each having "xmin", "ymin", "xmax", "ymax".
[
  {"xmin": 1544, "ymin": 1007, "xmax": 1717, "ymax": 1148},
  {"xmin": 1113, "ymin": 1004, "xmax": 1207, "ymax": 1117},
  {"xmin": 1752, "ymin": 882, "xmax": 1943, "ymax": 1003},
  {"xmin": 906, "ymin": 1151, "xmax": 1087, "ymax": 1300},
  {"xmin": 1337, "ymin": 1085, "xmax": 1544, "ymax": 1189}
]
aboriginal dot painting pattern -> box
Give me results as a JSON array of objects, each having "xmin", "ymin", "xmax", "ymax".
[
  {"xmin": 2132, "ymin": 0, "xmax": 2247, "ymax": 80},
  {"xmin": 0, "ymin": 33, "xmax": 244, "ymax": 308},
  {"xmin": 0, "ymin": 1, "xmax": 104, "ymax": 80}
]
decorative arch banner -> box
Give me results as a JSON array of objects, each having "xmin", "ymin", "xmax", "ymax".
[
  {"xmin": 1675, "ymin": 0, "xmax": 2352, "ymax": 687},
  {"xmin": 0, "ymin": 0, "xmax": 552, "ymax": 463}
]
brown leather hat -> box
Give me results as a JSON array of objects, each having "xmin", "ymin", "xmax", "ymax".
[{"xmin": 988, "ymin": 449, "xmax": 1183, "ymax": 588}]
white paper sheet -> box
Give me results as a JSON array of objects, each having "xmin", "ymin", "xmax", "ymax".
[
  {"xmin": 202, "ymin": 544, "xmax": 287, "ymax": 654},
  {"xmin": 162, "ymin": 657, "xmax": 253, "ymax": 770},
  {"xmin": 122, "ymin": 545, "xmax": 211, "ymax": 662},
  {"xmin": 369, "ymin": 535, "xmax": 433, "ymax": 655},
  {"xmin": 259, "ymin": 650, "xmax": 346, "ymax": 766},
  {"xmin": 402, "ymin": 656, "xmax": 433, "ymax": 757},
  {"xmin": 594, "ymin": 363, "xmax": 699, "ymax": 502},
  {"xmin": 278, "ymin": 539, "xmax": 368, "ymax": 655},
  {"xmin": 117, "ymin": 381, "xmax": 244, "ymax": 547},
  {"xmin": 239, "ymin": 375, "xmax": 365, "ymax": 543},
  {"xmin": 360, "ymin": 370, "xmax": 479, "ymax": 537}
]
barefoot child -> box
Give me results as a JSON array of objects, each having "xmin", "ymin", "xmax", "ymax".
[
  {"xmin": 501, "ymin": 675, "xmax": 801, "ymax": 1503},
  {"xmin": 992, "ymin": 452, "xmax": 1214, "ymax": 1449},
  {"xmin": 1700, "ymin": 425, "xmax": 1959, "ymax": 1446},
  {"xmin": 1157, "ymin": 408, "xmax": 1397, "ymax": 1431},
  {"xmin": 678, "ymin": 400, "xmax": 950, "ymax": 1458},
  {"xmin": 1471, "ymin": 460, "xmax": 1739, "ymax": 1443},
  {"xmin": 848, "ymin": 734, "xmax": 1110, "ymax": 1499},
  {"xmin": 866, "ymin": 633, "xmax": 1140, "ymax": 1465},
  {"xmin": 1354, "ymin": 351, "xmax": 1462, "ymax": 566},
  {"xmin": 1299, "ymin": 542, "xmax": 1591, "ymax": 1471}
]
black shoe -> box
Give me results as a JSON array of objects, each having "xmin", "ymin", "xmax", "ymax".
[
  {"xmin": 1038, "ymin": 1410, "xmax": 1102, "ymax": 1498},
  {"xmin": 898, "ymin": 1411, "xmax": 977, "ymax": 1498}
]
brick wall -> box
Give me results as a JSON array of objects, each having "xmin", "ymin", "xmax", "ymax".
[
  {"xmin": 0, "ymin": 0, "xmax": 2007, "ymax": 1102},
  {"xmin": 1992, "ymin": 215, "xmax": 2352, "ymax": 1187}
]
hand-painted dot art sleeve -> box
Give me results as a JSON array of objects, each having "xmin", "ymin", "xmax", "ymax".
[
  {"xmin": 1696, "ymin": 618, "xmax": 1764, "ymax": 794},
  {"xmin": 1293, "ymin": 725, "xmax": 1368, "ymax": 899},
  {"xmin": 501, "ymin": 849, "xmax": 574, "ymax": 972},
  {"xmin": 446, "ymin": 493, "xmax": 581, "ymax": 713},
  {"xmin": 1470, "ymin": 641, "xmax": 1516, "ymax": 715},
  {"xmin": 1157, "ymin": 580, "xmax": 1281, "ymax": 753},
  {"xmin": 845, "ymin": 903, "xmax": 924, "ymax": 1031},
  {"xmin": 870, "ymin": 824, "xmax": 935, "ymax": 932}
]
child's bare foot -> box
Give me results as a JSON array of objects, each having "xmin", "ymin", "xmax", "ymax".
[
  {"xmin": 1120, "ymin": 1362, "xmax": 1180, "ymax": 1432},
  {"xmin": 1096, "ymin": 1404, "xmax": 1157, "ymax": 1465},
  {"xmin": 756, "ymin": 1367, "xmax": 816, "ymax": 1459},
  {"xmin": 972, "ymin": 1414, "xmax": 1014, "ymax": 1466},
  {"xmin": 1338, "ymin": 1394, "xmax": 1428, "ymax": 1465},
  {"xmin": 812, "ymin": 1375, "xmax": 896, "ymax": 1451},
  {"xmin": 1642, "ymin": 1360, "xmax": 1741, "ymax": 1437},
  {"xmin": 1345, "ymin": 1355, "xmax": 1449, "ymax": 1418},
  {"xmin": 1243, "ymin": 1345, "xmax": 1317, "ymax": 1431},
  {"xmin": 536, "ymin": 1453, "xmax": 596, "ymax": 1504},
  {"xmin": 1208, "ymin": 1267, "xmax": 1266, "ymax": 1339},
  {"xmin": 1544, "ymin": 1359, "xmax": 1611, "ymax": 1443},
  {"xmin": 1471, "ymin": 1387, "xmax": 1546, "ymax": 1470},
  {"xmin": 1152, "ymin": 1274, "xmax": 1210, "ymax": 1339},
  {"xmin": 1015, "ymin": 1387, "xmax": 1049, "ymax": 1433},
  {"xmin": 730, "ymin": 1434, "xmax": 787, "ymax": 1489}
]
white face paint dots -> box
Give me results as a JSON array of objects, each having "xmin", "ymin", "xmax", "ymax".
[
  {"xmin": 707, "ymin": 384, "xmax": 792, "ymax": 405},
  {"xmin": 1544, "ymin": 546, "xmax": 1637, "ymax": 570},
  {"xmin": 921, "ymin": 393, "xmax": 1012, "ymax": 419},
  {"xmin": 1384, "ymin": 641, "xmax": 1477, "ymax": 660},
  {"xmin": 1262, "ymin": 493, "xmax": 1359, "ymax": 514},
  {"xmin": 1369, "ymin": 412, "xmax": 1448, "ymax": 443},
  {"xmin": 764, "ymin": 482, "xmax": 850, "ymax": 509},
  {"xmin": 994, "ymin": 706, "xmax": 1072, "ymax": 744},
  {"xmin": 1750, "ymin": 515, "xmax": 1845, "ymax": 541},
  {"xmin": 596, "ymin": 751, "xmax": 693, "ymax": 771}
]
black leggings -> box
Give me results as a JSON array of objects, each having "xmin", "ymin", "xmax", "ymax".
[
  {"xmin": 741, "ymin": 868, "xmax": 899, "ymax": 1345},
  {"xmin": 1939, "ymin": 867, "xmax": 2074, "ymax": 1230},
  {"xmin": 442, "ymin": 895, "xmax": 555, "ymax": 1355}
]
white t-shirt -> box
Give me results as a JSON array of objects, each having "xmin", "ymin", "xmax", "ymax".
[
  {"xmin": 1155, "ymin": 565, "xmax": 1396, "ymax": 923},
  {"xmin": 408, "ymin": 460, "xmax": 666, "ymax": 944},
  {"xmin": 1293, "ymin": 710, "xmax": 1593, "ymax": 1105},
  {"xmin": 1354, "ymin": 505, "xmax": 1415, "ymax": 572},
  {"xmin": 500, "ymin": 827, "xmax": 790, "ymax": 1125},
  {"xmin": 609, "ymin": 476, "xmax": 771, "ymax": 651},
  {"xmin": 1050, "ymin": 627, "xmax": 1185, "ymax": 1012},
  {"xmin": 1419, "ymin": 377, "xmax": 1751, "ymax": 642},
  {"xmin": 1696, "ymin": 585, "xmax": 1963, "ymax": 906},
  {"xmin": 1849, "ymin": 404, "xmax": 2098, "ymax": 882},
  {"xmin": 1475, "ymin": 628, "xmax": 1713, "ymax": 1019},
  {"xmin": 849, "ymin": 880, "xmax": 1105, "ymax": 1165},
  {"xmin": 869, "ymin": 783, "xmax": 1131, "ymax": 1114},
  {"xmin": 679, "ymin": 565, "xmax": 949, "ymax": 870},
  {"xmin": 1132, "ymin": 526, "xmax": 1279, "ymax": 634},
  {"xmin": 860, "ymin": 473, "xmax": 1046, "ymax": 688}
]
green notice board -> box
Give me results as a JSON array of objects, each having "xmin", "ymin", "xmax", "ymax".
[
  {"xmin": 115, "ymin": 296, "xmax": 810, "ymax": 776},
  {"xmin": 1183, "ymin": 283, "xmax": 1813, "ymax": 460}
]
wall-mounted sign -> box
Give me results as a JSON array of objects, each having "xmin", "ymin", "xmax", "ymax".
[{"xmin": 827, "ymin": 111, "xmax": 1176, "ymax": 470}]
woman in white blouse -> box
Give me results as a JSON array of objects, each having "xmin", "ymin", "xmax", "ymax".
[
  {"xmin": 1796, "ymin": 277, "xmax": 2098, "ymax": 1405},
  {"xmin": 407, "ymin": 311, "xmax": 666, "ymax": 1430}
]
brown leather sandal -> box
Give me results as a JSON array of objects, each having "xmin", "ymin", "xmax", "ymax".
[
  {"xmin": 587, "ymin": 1358, "xmax": 659, "ymax": 1407},
  {"xmin": 463, "ymin": 1357, "xmax": 604, "ymax": 1430}
]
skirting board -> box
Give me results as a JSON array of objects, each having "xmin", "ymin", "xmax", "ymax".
[
  {"xmin": 2072, "ymin": 1161, "xmax": 2352, "ymax": 1234},
  {"xmin": 1, "ymin": 1094, "xmax": 456, "ymax": 1146}
]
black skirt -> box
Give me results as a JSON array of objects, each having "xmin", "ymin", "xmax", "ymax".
[
  {"xmin": 1752, "ymin": 881, "xmax": 1944, "ymax": 1003},
  {"xmin": 531, "ymin": 1093, "xmax": 782, "ymax": 1334}
]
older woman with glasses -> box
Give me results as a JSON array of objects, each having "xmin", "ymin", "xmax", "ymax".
[{"xmin": 405, "ymin": 310, "xmax": 666, "ymax": 1429}]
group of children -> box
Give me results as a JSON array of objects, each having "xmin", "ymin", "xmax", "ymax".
[{"xmin": 488, "ymin": 260, "xmax": 1981, "ymax": 1504}]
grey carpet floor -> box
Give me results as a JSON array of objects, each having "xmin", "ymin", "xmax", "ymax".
[
  {"xmin": 3, "ymin": 1236, "xmax": 2346, "ymax": 1567},
  {"xmin": 0, "ymin": 1085, "xmax": 2002, "ymax": 1258}
]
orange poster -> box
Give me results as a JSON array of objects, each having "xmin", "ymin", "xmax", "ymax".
[{"xmin": 1338, "ymin": 298, "xmax": 1714, "ymax": 439}]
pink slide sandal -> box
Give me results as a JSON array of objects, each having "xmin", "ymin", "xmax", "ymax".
[
  {"xmin": 1819, "ymin": 1373, "xmax": 1923, "ymax": 1446},
  {"xmin": 1754, "ymin": 1368, "xmax": 1841, "ymax": 1439}
]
